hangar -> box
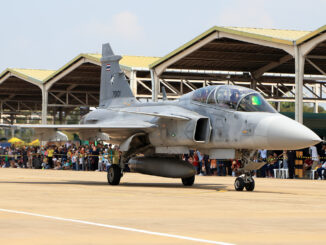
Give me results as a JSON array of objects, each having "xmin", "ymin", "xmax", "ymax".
[
  {"xmin": 1, "ymin": 25, "xmax": 326, "ymax": 129},
  {"xmin": 0, "ymin": 68, "xmax": 54, "ymax": 124},
  {"xmin": 150, "ymin": 26, "xmax": 326, "ymax": 124},
  {"xmin": 0, "ymin": 55, "xmax": 161, "ymax": 124}
]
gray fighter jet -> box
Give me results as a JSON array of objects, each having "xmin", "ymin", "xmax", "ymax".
[{"xmin": 2, "ymin": 43, "xmax": 321, "ymax": 191}]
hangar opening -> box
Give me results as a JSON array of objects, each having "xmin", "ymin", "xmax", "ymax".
[{"xmin": 0, "ymin": 68, "xmax": 52, "ymax": 124}]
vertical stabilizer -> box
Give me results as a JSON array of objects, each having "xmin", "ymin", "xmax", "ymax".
[{"xmin": 99, "ymin": 43, "xmax": 137, "ymax": 108}]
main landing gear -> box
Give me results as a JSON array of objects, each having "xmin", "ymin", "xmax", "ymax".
[
  {"xmin": 181, "ymin": 175, "xmax": 195, "ymax": 186},
  {"xmin": 107, "ymin": 165, "xmax": 122, "ymax": 185},
  {"xmin": 234, "ymin": 172, "xmax": 255, "ymax": 191}
]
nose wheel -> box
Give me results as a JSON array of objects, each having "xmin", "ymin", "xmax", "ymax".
[{"xmin": 234, "ymin": 173, "xmax": 255, "ymax": 191}]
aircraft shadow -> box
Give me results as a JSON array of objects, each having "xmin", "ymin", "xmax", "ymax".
[
  {"xmin": 121, "ymin": 182, "xmax": 228, "ymax": 191},
  {"xmin": 0, "ymin": 180, "xmax": 108, "ymax": 186},
  {"xmin": 0, "ymin": 180, "xmax": 227, "ymax": 191},
  {"xmin": 0, "ymin": 180, "xmax": 294, "ymax": 194}
]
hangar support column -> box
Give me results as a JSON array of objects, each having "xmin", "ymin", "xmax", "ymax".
[
  {"xmin": 294, "ymin": 44, "xmax": 305, "ymax": 124},
  {"xmin": 299, "ymin": 33, "xmax": 326, "ymax": 116},
  {"xmin": 41, "ymin": 87, "xmax": 48, "ymax": 124},
  {"xmin": 150, "ymin": 69, "xmax": 159, "ymax": 102},
  {"xmin": 129, "ymin": 70, "xmax": 137, "ymax": 96},
  {"xmin": 0, "ymin": 101, "xmax": 2, "ymax": 124},
  {"xmin": 313, "ymin": 84, "xmax": 320, "ymax": 113}
]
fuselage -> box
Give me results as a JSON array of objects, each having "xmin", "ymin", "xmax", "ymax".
[{"xmin": 81, "ymin": 85, "xmax": 321, "ymax": 151}]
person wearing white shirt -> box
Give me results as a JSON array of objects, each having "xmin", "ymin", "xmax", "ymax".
[
  {"xmin": 309, "ymin": 145, "xmax": 319, "ymax": 170},
  {"xmin": 259, "ymin": 149, "xmax": 267, "ymax": 161},
  {"xmin": 258, "ymin": 149, "xmax": 268, "ymax": 177}
]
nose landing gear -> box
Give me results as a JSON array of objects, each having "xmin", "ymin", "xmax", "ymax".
[{"xmin": 234, "ymin": 173, "xmax": 255, "ymax": 191}]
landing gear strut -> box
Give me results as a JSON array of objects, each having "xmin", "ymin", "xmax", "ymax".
[
  {"xmin": 107, "ymin": 165, "xmax": 122, "ymax": 185},
  {"xmin": 234, "ymin": 172, "xmax": 255, "ymax": 191}
]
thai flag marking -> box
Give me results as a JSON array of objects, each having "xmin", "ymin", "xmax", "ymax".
[{"xmin": 106, "ymin": 64, "xmax": 111, "ymax": 71}]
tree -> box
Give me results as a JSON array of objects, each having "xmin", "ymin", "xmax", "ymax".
[{"xmin": 280, "ymin": 102, "xmax": 325, "ymax": 113}]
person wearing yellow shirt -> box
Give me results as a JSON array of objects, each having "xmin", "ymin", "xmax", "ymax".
[
  {"xmin": 47, "ymin": 147, "xmax": 54, "ymax": 168},
  {"xmin": 112, "ymin": 146, "xmax": 120, "ymax": 165}
]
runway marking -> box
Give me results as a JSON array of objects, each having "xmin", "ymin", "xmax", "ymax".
[{"xmin": 0, "ymin": 208, "xmax": 234, "ymax": 245}]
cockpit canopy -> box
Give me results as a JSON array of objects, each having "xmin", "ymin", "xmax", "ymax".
[{"xmin": 191, "ymin": 85, "xmax": 276, "ymax": 113}]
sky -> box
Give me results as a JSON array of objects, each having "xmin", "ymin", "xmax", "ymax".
[{"xmin": 0, "ymin": 0, "xmax": 326, "ymax": 72}]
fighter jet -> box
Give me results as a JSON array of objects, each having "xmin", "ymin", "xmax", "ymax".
[{"xmin": 2, "ymin": 43, "xmax": 321, "ymax": 191}]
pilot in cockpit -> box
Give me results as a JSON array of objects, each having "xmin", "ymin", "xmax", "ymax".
[{"xmin": 230, "ymin": 89, "xmax": 240, "ymax": 109}]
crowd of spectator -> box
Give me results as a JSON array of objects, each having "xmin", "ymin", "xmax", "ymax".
[
  {"xmin": 0, "ymin": 143, "xmax": 121, "ymax": 172},
  {"xmin": 182, "ymin": 143, "xmax": 326, "ymax": 179},
  {"xmin": 1, "ymin": 142, "xmax": 325, "ymax": 179}
]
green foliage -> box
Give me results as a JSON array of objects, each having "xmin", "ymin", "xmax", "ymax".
[{"xmin": 280, "ymin": 102, "xmax": 326, "ymax": 113}]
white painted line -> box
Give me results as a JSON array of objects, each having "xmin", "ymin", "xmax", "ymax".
[{"xmin": 0, "ymin": 208, "xmax": 234, "ymax": 245}]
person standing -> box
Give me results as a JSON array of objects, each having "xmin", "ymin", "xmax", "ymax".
[
  {"xmin": 279, "ymin": 150, "xmax": 288, "ymax": 169},
  {"xmin": 203, "ymin": 154, "xmax": 211, "ymax": 175},
  {"xmin": 225, "ymin": 160, "xmax": 232, "ymax": 176},
  {"xmin": 266, "ymin": 153, "xmax": 278, "ymax": 177},
  {"xmin": 319, "ymin": 144, "xmax": 326, "ymax": 161},
  {"xmin": 92, "ymin": 145, "xmax": 99, "ymax": 171},
  {"xmin": 309, "ymin": 145, "xmax": 319, "ymax": 170},
  {"xmin": 217, "ymin": 160, "xmax": 226, "ymax": 176},
  {"xmin": 231, "ymin": 160, "xmax": 240, "ymax": 177},
  {"xmin": 47, "ymin": 146, "xmax": 54, "ymax": 169},
  {"xmin": 193, "ymin": 151, "xmax": 199, "ymax": 174},
  {"xmin": 287, "ymin": 150, "xmax": 296, "ymax": 179},
  {"xmin": 112, "ymin": 146, "xmax": 120, "ymax": 165},
  {"xmin": 27, "ymin": 147, "xmax": 33, "ymax": 168},
  {"xmin": 108, "ymin": 144, "xmax": 113, "ymax": 165},
  {"xmin": 22, "ymin": 147, "xmax": 28, "ymax": 168},
  {"xmin": 210, "ymin": 159, "xmax": 217, "ymax": 176},
  {"xmin": 258, "ymin": 149, "xmax": 267, "ymax": 178},
  {"xmin": 196, "ymin": 150, "xmax": 204, "ymax": 175},
  {"xmin": 79, "ymin": 148, "xmax": 84, "ymax": 170},
  {"xmin": 71, "ymin": 151, "xmax": 78, "ymax": 170},
  {"xmin": 316, "ymin": 161, "xmax": 326, "ymax": 180},
  {"xmin": 98, "ymin": 151, "xmax": 104, "ymax": 171}
]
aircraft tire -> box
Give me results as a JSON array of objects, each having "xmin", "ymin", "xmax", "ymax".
[
  {"xmin": 182, "ymin": 175, "xmax": 195, "ymax": 186},
  {"xmin": 245, "ymin": 178, "xmax": 255, "ymax": 191},
  {"xmin": 234, "ymin": 177, "xmax": 245, "ymax": 191},
  {"xmin": 107, "ymin": 164, "xmax": 122, "ymax": 185}
]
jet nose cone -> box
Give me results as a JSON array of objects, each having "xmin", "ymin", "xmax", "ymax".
[{"xmin": 255, "ymin": 115, "xmax": 322, "ymax": 150}]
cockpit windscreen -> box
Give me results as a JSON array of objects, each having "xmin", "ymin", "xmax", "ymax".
[
  {"xmin": 237, "ymin": 93, "xmax": 276, "ymax": 113},
  {"xmin": 191, "ymin": 85, "xmax": 276, "ymax": 113}
]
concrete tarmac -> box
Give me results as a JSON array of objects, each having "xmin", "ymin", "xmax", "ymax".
[{"xmin": 0, "ymin": 168, "xmax": 325, "ymax": 245}]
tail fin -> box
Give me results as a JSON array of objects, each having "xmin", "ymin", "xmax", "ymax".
[{"xmin": 99, "ymin": 43, "xmax": 137, "ymax": 108}]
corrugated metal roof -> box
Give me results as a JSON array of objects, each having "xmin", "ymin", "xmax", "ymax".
[
  {"xmin": 86, "ymin": 53, "xmax": 160, "ymax": 69},
  {"xmin": 121, "ymin": 55, "xmax": 160, "ymax": 69},
  {"xmin": 1, "ymin": 25, "xmax": 324, "ymax": 86},
  {"xmin": 296, "ymin": 24, "xmax": 326, "ymax": 44},
  {"xmin": 11, "ymin": 68, "xmax": 55, "ymax": 81},
  {"xmin": 44, "ymin": 53, "xmax": 160, "ymax": 83},
  {"xmin": 149, "ymin": 26, "xmax": 315, "ymax": 69},
  {"xmin": 84, "ymin": 53, "xmax": 101, "ymax": 63},
  {"xmin": 227, "ymin": 27, "xmax": 310, "ymax": 41},
  {"xmin": 0, "ymin": 68, "xmax": 55, "ymax": 84}
]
